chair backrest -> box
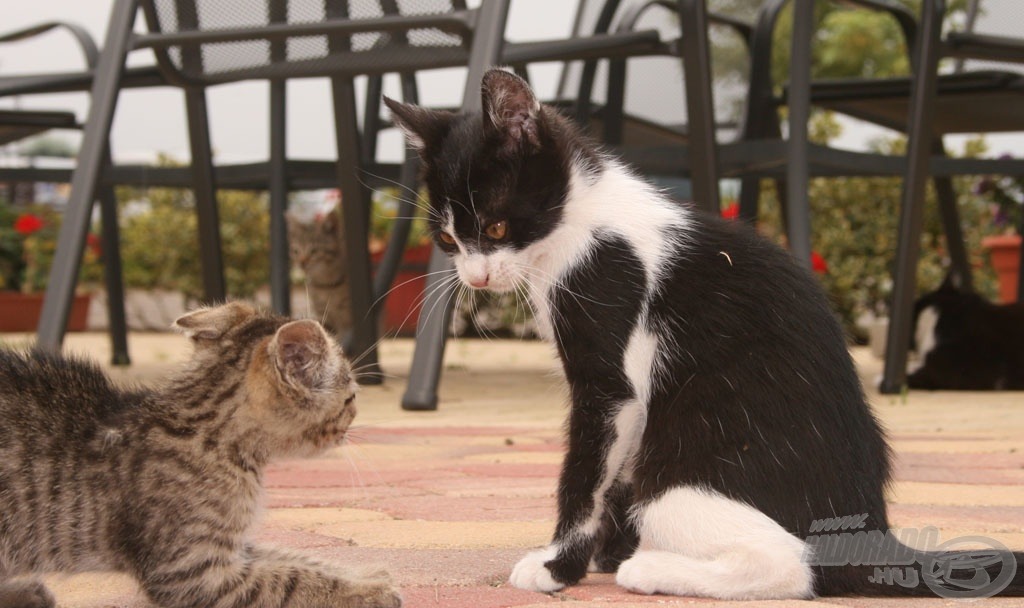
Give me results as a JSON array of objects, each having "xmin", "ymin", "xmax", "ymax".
[
  {"xmin": 140, "ymin": 0, "xmax": 472, "ymax": 84},
  {"xmin": 950, "ymin": 0, "xmax": 1024, "ymax": 75},
  {"xmin": 557, "ymin": 0, "xmax": 753, "ymax": 138}
]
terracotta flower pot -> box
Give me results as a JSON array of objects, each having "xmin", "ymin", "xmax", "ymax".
[
  {"xmin": 0, "ymin": 292, "xmax": 91, "ymax": 332},
  {"xmin": 982, "ymin": 234, "xmax": 1022, "ymax": 304}
]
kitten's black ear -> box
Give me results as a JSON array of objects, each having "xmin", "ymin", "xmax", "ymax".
[
  {"xmin": 271, "ymin": 320, "xmax": 335, "ymax": 391},
  {"xmin": 941, "ymin": 271, "xmax": 966, "ymax": 292},
  {"xmin": 384, "ymin": 96, "xmax": 454, "ymax": 153},
  {"xmin": 173, "ymin": 302, "xmax": 258, "ymax": 341},
  {"xmin": 481, "ymin": 68, "xmax": 542, "ymax": 154}
]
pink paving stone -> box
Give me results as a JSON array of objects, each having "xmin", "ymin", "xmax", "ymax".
[
  {"xmin": 453, "ymin": 463, "xmax": 563, "ymax": 479},
  {"xmin": 889, "ymin": 434, "xmax": 1001, "ymax": 442},
  {"xmin": 888, "ymin": 504, "xmax": 1024, "ymax": 530},
  {"xmin": 348, "ymin": 494, "xmax": 555, "ymax": 522},
  {"xmin": 892, "ymin": 461, "xmax": 1024, "ymax": 484},
  {"xmin": 560, "ymin": 574, "xmax": 719, "ymax": 603},
  {"xmin": 894, "ymin": 452, "xmax": 1024, "ymax": 470},
  {"xmin": 265, "ymin": 466, "xmax": 467, "ymax": 488},
  {"xmin": 359, "ymin": 426, "xmax": 557, "ymax": 439},
  {"xmin": 412, "ymin": 475, "xmax": 556, "ymax": 496},
  {"xmin": 265, "ymin": 485, "xmax": 425, "ymax": 508},
  {"xmin": 283, "ymin": 546, "xmax": 527, "ymax": 587},
  {"xmin": 400, "ymin": 584, "xmax": 558, "ymax": 608}
]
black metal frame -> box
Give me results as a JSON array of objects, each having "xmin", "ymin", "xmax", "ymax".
[
  {"xmin": 0, "ymin": 19, "xmax": 131, "ymax": 364},
  {"xmin": 880, "ymin": 0, "xmax": 1024, "ymax": 393}
]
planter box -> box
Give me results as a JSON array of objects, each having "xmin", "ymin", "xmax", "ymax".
[
  {"xmin": 982, "ymin": 234, "xmax": 1021, "ymax": 304},
  {"xmin": 0, "ymin": 292, "xmax": 91, "ymax": 332}
]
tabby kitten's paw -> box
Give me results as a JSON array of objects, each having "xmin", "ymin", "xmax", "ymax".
[
  {"xmin": 0, "ymin": 579, "xmax": 57, "ymax": 608},
  {"xmin": 342, "ymin": 577, "xmax": 402, "ymax": 608},
  {"xmin": 510, "ymin": 547, "xmax": 564, "ymax": 592}
]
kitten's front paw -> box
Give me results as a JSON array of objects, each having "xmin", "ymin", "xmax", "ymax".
[
  {"xmin": 0, "ymin": 580, "xmax": 56, "ymax": 608},
  {"xmin": 510, "ymin": 547, "xmax": 563, "ymax": 593}
]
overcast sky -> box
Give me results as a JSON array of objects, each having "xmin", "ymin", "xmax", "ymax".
[{"xmin": 1, "ymin": 1, "xmax": 1021, "ymax": 165}]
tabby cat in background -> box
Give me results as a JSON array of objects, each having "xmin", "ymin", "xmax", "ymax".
[
  {"xmin": 0, "ymin": 302, "xmax": 401, "ymax": 608},
  {"xmin": 286, "ymin": 204, "xmax": 353, "ymax": 337}
]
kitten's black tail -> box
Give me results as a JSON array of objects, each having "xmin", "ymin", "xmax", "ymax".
[{"xmin": 819, "ymin": 549, "xmax": 1024, "ymax": 598}]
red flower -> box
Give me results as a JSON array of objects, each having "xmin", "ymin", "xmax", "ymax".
[
  {"xmin": 720, "ymin": 201, "xmax": 740, "ymax": 220},
  {"xmin": 87, "ymin": 233, "xmax": 102, "ymax": 257},
  {"xmin": 811, "ymin": 251, "xmax": 828, "ymax": 274},
  {"xmin": 14, "ymin": 213, "xmax": 44, "ymax": 235}
]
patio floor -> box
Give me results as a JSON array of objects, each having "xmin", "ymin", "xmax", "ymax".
[{"xmin": 5, "ymin": 332, "xmax": 1024, "ymax": 607}]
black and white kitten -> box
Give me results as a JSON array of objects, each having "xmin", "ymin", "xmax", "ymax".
[
  {"xmin": 909, "ymin": 276, "xmax": 1024, "ymax": 390},
  {"xmin": 385, "ymin": 70, "xmax": 1023, "ymax": 599}
]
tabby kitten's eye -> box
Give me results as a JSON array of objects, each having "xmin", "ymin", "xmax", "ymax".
[
  {"xmin": 485, "ymin": 221, "xmax": 508, "ymax": 240},
  {"xmin": 438, "ymin": 231, "xmax": 456, "ymax": 245}
]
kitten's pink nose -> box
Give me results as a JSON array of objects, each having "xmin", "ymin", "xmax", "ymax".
[{"xmin": 469, "ymin": 275, "xmax": 489, "ymax": 288}]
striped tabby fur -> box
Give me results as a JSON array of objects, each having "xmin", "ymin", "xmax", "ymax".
[{"xmin": 0, "ymin": 302, "xmax": 400, "ymax": 608}]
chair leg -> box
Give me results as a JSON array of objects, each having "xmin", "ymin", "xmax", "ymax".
[
  {"xmin": 99, "ymin": 148, "xmax": 130, "ymax": 365},
  {"xmin": 401, "ymin": 0, "xmax": 511, "ymax": 411},
  {"xmin": 331, "ymin": 76, "xmax": 382, "ymax": 384},
  {"xmin": 931, "ymin": 141, "xmax": 973, "ymax": 291},
  {"xmin": 269, "ymin": 79, "xmax": 290, "ymax": 315},
  {"xmin": 881, "ymin": 0, "xmax": 944, "ymax": 394},
  {"xmin": 37, "ymin": 0, "xmax": 138, "ymax": 351},
  {"xmin": 677, "ymin": 0, "xmax": 720, "ymax": 215},
  {"xmin": 783, "ymin": 0, "xmax": 814, "ymax": 267},
  {"xmin": 371, "ymin": 74, "xmax": 420, "ymax": 311},
  {"xmin": 183, "ymin": 86, "xmax": 227, "ymax": 303},
  {"xmin": 603, "ymin": 57, "xmax": 627, "ymax": 145},
  {"xmin": 737, "ymin": 177, "xmax": 761, "ymax": 224}
]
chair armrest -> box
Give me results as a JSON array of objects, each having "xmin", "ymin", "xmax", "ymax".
[
  {"xmin": 946, "ymin": 31, "xmax": 1024, "ymax": 65},
  {"xmin": 614, "ymin": 0, "xmax": 753, "ymax": 45},
  {"xmin": 0, "ymin": 21, "xmax": 99, "ymax": 68}
]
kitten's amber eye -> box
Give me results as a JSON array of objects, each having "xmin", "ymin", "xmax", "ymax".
[
  {"xmin": 438, "ymin": 231, "xmax": 456, "ymax": 245},
  {"xmin": 485, "ymin": 221, "xmax": 508, "ymax": 240}
]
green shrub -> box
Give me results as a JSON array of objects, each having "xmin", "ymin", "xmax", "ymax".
[
  {"xmin": 117, "ymin": 179, "xmax": 270, "ymax": 300},
  {"xmin": 752, "ymin": 134, "xmax": 1000, "ymax": 342}
]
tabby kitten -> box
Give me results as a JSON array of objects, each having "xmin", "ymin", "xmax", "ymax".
[
  {"xmin": 0, "ymin": 302, "xmax": 401, "ymax": 608},
  {"xmin": 286, "ymin": 205, "xmax": 353, "ymax": 337},
  {"xmin": 385, "ymin": 69, "xmax": 1023, "ymax": 599}
]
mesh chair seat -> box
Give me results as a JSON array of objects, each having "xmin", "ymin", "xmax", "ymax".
[
  {"xmin": 146, "ymin": 0, "xmax": 470, "ymax": 82},
  {"xmin": 800, "ymin": 70, "xmax": 1024, "ymax": 134}
]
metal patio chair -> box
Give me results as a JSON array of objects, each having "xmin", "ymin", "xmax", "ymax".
[
  {"xmin": 0, "ymin": 21, "xmax": 138, "ymax": 364},
  {"xmin": 749, "ymin": 0, "xmax": 1024, "ymax": 392},
  {"xmin": 32, "ymin": 0, "xmax": 678, "ymax": 389}
]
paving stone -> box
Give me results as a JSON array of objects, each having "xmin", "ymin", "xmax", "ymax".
[{"xmin": 43, "ymin": 336, "xmax": 1024, "ymax": 608}]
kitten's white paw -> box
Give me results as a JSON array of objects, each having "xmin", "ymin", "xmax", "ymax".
[
  {"xmin": 510, "ymin": 547, "xmax": 563, "ymax": 592},
  {"xmin": 616, "ymin": 553, "xmax": 663, "ymax": 595}
]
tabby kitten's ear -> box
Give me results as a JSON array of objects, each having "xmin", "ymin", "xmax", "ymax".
[
  {"xmin": 270, "ymin": 320, "xmax": 341, "ymax": 393},
  {"xmin": 480, "ymin": 68, "xmax": 542, "ymax": 154},
  {"xmin": 384, "ymin": 96, "xmax": 454, "ymax": 153},
  {"xmin": 173, "ymin": 302, "xmax": 258, "ymax": 341}
]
